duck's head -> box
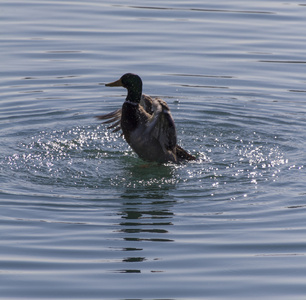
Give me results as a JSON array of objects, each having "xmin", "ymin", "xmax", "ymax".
[{"xmin": 106, "ymin": 73, "xmax": 142, "ymax": 103}]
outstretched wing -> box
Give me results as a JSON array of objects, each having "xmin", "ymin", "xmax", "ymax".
[
  {"xmin": 140, "ymin": 94, "xmax": 154, "ymax": 115},
  {"xmin": 95, "ymin": 94, "xmax": 154, "ymax": 133},
  {"xmin": 95, "ymin": 108, "xmax": 122, "ymax": 132},
  {"xmin": 146, "ymin": 98, "xmax": 177, "ymax": 152}
]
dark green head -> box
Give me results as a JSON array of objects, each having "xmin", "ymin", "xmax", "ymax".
[{"xmin": 105, "ymin": 73, "xmax": 143, "ymax": 103}]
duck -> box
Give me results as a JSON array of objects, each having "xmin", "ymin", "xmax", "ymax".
[{"xmin": 96, "ymin": 73, "xmax": 195, "ymax": 163}]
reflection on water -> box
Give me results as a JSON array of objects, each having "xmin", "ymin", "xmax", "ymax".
[
  {"xmin": 115, "ymin": 166, "xmax": 176, "ymax": 273},
  {"xmin": 116, "ymin": 4, "xmax": 274, "ymax": 15},
  {"xmin": 115, "ymin": 162, "xmax": 179, "ymax": 190}
]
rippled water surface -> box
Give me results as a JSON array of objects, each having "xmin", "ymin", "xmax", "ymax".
[{"xmin": 1, "ymin": 1, "xmax": 306, "ymax": 299}]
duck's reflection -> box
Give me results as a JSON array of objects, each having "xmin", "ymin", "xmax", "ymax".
[{"xmin": 113, "ymin": 162, "xmax": 177, "ymax": 273}]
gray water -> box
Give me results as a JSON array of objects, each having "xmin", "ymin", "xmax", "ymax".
[{"xmin": 1, "ymin": 1, "xmax": 306, "ymax": 299}]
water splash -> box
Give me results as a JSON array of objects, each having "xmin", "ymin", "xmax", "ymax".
[
  {"xmin": 176, "ymin": 127, "xmax": 289, "ymax": 200},
  {"xmin": 4, "ymin": 125, "xmax": 126, "ymax": 190}
]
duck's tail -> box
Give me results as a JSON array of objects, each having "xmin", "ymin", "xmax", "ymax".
[{"xmin": 176, "ymin": 145, "xmax": 196, "ymax": 161}]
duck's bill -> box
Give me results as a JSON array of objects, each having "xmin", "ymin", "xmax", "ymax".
[{"xmin": 105, "ymin": 78, "xmax": 123, "ymax": 87}]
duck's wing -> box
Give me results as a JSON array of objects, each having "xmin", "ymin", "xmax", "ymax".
[
  {"xmin": 95, "ymin": 108, "xmax": 122, "ymax": 133},
  {"xmin": 145, "ymin": 98, "xmax": 177, "ymax": 152},
  {"xmin": 140, "ymin": 94, "xmax": 154, "ymax": 115},
  {"xmin": 95, "ymin": 94, "xmax": 153, "ymax": 133}
]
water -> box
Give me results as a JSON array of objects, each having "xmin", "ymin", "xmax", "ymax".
[{"xmin": 1, "ymin": 0, "xmax": 306, "ymax": 299}]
